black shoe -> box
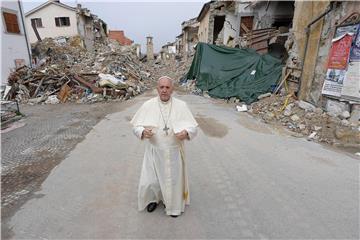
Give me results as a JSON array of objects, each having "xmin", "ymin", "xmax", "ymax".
[
  {"xmin": 170, "ymin": 215, "xmax": 178, "ymax": 218},
  {"xmin": 147, "ymin": 202, "xmax": 157, "ymax": 212}
]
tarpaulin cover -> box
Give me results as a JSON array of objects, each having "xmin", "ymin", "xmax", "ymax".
[{"xmin": 186, "ymin": 43, "xmax": 283, "ymax": 104}]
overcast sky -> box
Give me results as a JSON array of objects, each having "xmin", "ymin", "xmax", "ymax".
[{"xmin": 22, "ymin": 0, "xmax": 206, "ymax": 52}]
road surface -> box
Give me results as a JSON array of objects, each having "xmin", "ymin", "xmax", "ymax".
[{"xmin": 5, "ymin": 91, "xmax": 359, "ymax": 239}]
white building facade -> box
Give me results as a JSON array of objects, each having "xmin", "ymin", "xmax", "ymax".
[
  {"xmin": 1, "ymin": 0, "xmax": 32, "ymax": 85},
  {"xmin": 25, "ymin": 0, "xmax": 78, "ymax": 43}
]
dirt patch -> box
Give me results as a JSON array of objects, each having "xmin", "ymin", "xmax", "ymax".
[
  {"xmin": 236, "ymin": 116, "xmax": 273, "ymax": 135},
  {"xmin": 195, "ymin": 115, "xmax": 228, "ymax": 138}
]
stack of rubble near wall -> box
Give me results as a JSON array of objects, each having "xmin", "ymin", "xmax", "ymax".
[
  {"xmin": 241, "ymin": 27, "xmax": 279, "ymax": 53},
  {"xmin": 240, "ymin": 27, "xmax": 290, "ymax": 55},
  {"xmin": 248, "ymin": 93, "xmax": 360, "ymax": 150},
  {"xmin": 5, "ymin": 36, "xmax": 153, "ymax": 104}
]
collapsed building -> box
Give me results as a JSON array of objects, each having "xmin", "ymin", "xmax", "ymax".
[
  {"xmin": 180, "ymin": 18, "xmax": 200, "ymax": 59},
  {"xmin": 25, "ymin": 0, "xmax": 107, "ymax": 51},
  {"xmin": 287, "ymin": 1, "xmax": 360, "ymax": 117},
  {"xmin": 159, "ymin": 42, "xmax": 176, "ymax": 63},
  {"xmin": 181, "ymin": 0, "xmax": 360, "ymax": 148},
  {"xmin": 182, "ymin": 1, "xmax": 359, "ymax": 118}
]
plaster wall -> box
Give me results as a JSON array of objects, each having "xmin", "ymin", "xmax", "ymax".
[{"xmin": 25, "ymin": 4, "xmax": 77, "ymax": 43}]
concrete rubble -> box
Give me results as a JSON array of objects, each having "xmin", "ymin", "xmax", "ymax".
[
  {"xmin": 5, "ymin": 36, "xmax": 153, "ymax": 104},
  {"xmin": 246, "ymin": 93, "xmax": 360, "ymax": 149}
]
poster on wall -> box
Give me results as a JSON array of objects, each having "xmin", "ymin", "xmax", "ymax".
[
  {"xmin": 350, "ymin": 25, "xmax": 360, "ymax": 62},
  {"xmin": 335, "ymin": 24, "xmax": 359, "ymax": 38},
  {"xmin": 327, "ymin": 33, "xmax": 354, "ymax": 69},
  {"xmin": 341, "ymin": 62, "xmax": 360, "ymax": 101},
  {"xmin": 321, "ymin": 69, "xmax": 346, "ymax": 97}
]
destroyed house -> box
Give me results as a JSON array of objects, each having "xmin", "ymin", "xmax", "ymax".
[
  {"xmin": 197, "ymin": 1, "xmax": 239, "ymax": 47},
  {"xmin": 175, "ymin": 33, "xmax": 184, "ymax": 56},
  {"xmin": 196, "ymin": 1, "xmax": 294, "ymax": 54},
  {"xmin": 181, "ymin": 17, "xmax": 199, "ymax": 58},
  {"xmin": 25, "ymin": 0, "xmax": 107, "ymax": 50},
  {"xmin": 160, "ymin": 42, "xmax": 176, "ymax": 62},
  {"xmin": 287, "ymin": 1, "xmax": 360, "ymax": 114}
]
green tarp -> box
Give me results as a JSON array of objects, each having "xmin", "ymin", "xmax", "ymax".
[{"xmin": 186, "ymin": 43, "xmax": 283, "ymax": 104}]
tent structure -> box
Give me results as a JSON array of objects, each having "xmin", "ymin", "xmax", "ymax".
[{"xmin": 186, "ymin": 43, "xmax": 283, "ymax": 104}]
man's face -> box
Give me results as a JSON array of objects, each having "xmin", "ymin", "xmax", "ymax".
[{"xmin": 157, "ymin": 78, "xmax": 173, "ymax": 102}]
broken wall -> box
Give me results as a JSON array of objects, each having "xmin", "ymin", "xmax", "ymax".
[
  {"xmin": 208, "ymin": 1, "xmax": 238, "ymax": 45},
  {"xmin": 253, "ymin": 1, "xmax": 294, "ymax": 29},
  {"xmin": 77, "ymin": 14, "xmax": 94, "ymax": 50},
  {"xmin": 309, "ymin": 1, "xmax": 360, "ymax": 105},
  {"xmin": 223, "ymin": 13, "xmax": 239, "ymax": 46},
  {"xmin": 183, "ymin": 26, "xmax": 199, "ymax": 57},
  {"xmin": 291, "ymin": 0, "xmax": 330, "ymax": 101},
  {"xmin": 198, "ymin": 10, "xmax": 210, "ymax": 43}
]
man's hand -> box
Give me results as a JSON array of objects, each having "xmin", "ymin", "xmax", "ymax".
[
  {"xmin": 142, "ymin": 128, "xmax": 154, "ymax": 139},
  {"xmin": 175, "ymin": 130, "xmax": 189, "ymax": 141}
]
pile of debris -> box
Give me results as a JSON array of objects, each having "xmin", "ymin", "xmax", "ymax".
[
  {"xmin": 5, "ymin": 36, "xmax": 152, "ymax": 104},
  {"xmin": 150, "ymin": 55, "xmax": 194, "ymax": 83},
  {"xmin": 247, "ymin": 94, "xmax": 360, "ymax": 148}
]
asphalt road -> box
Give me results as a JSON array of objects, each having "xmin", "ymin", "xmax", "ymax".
[{"xmin": 6, "ymin": 91, "xmax": 359, "ymax": 239}]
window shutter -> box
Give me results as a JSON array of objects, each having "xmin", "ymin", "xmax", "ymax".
[{"xmin": 3, "ymin": 12, "xmax": 20, "ymax": 33}]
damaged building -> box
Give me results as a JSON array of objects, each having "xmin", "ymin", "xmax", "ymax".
[
  {"xmin": 159, "ymin": 42, "xmax": 176, "ymax": 63},
  {"xmin": 25, "ymin": 0, "xmax": 107, "ymax": 51},
  {"xmin": 108, "ymin": 30, "xmax": 133, "ymax": 46},
  {"xmin": 284, "ymin": 1, "xmax": 360, "ymax": 120},
  {"xmin": 180, "ymin": 17, "xmax": 199, "ymax": 58},
  {"xmin": 193, "ymin": 1, "xmax": 359, "ymax": 120},
  {"xmin": 197, "ymin": 1, "xmax": 239, "ymax": 47},
  {"xmin": 196, "ymin": 1, "xmax": 294, "ymax": 55}
]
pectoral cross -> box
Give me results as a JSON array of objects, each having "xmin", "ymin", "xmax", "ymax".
[{"xmin": 163, "ymin": 125, "xmax": 169, "ymax": 135}]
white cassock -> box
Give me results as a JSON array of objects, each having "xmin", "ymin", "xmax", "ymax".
[{"xmin": 130, "ymin": 96, "xmax": 198, "ymax": 216}]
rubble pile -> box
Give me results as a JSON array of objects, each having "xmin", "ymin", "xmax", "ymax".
[
  {"xmin": 248, "ymin": 94, "xmax": 360, "ymax": 147},
  {"xmin": 150, "ymin": 56, "xmax": 194, "ymax": 84},
  {"xmin": 5, "ymin": 37, "xmax": 152, "ymax": 104}
]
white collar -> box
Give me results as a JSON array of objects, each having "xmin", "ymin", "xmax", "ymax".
[{"xmin": 158, "ymin": 96, "xmax": 172, "ymax": 105}]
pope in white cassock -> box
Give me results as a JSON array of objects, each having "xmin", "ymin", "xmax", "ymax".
[{"xmin": 130, "ymin": 76, "xmax": 198, "ymax": 218}]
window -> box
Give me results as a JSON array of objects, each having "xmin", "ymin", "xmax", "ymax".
[
  {"xmin": 240, "ymin": 16, "xmax": 254, "ymax": 36},
  {"xmin": 31, "ymin": 18, "xmax": 43, "ymax": 28},
  {"xmin": 55, "ymin": 17, "xmax": 70, "ymax": 27},
  {"xmin": 3, "ymin": 11, "xmax": 20, "ymax": 34}
]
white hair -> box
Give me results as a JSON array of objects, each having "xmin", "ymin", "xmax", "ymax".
[{"xmin": 158, "ymin": 76, "xmax": 174, "ymax": 86}]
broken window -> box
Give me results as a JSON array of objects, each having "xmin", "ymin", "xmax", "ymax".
[
  {"xmin": 55, "ymin": 17, "xmax": 70, "ymax": 27},
  {"xmin": 240, "ymin": 16, "xmax": 254, "ymax": 36},
  {"xmin": 31, "ymin": 18, "xmax": 43, "ymax": 28},
  {"xmin": 213, "ymin": 16, "xmax": 225, "ymax": 44},
  {"xmin": 272, "ymin": 17, "xmax": 293, "ymax": 29},
  {"xmin": 2, "ymin": 11, "xmax": 20, "ymax": 34}
]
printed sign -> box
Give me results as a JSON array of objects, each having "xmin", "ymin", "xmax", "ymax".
[
  {"xmin": 321, "ymin": 69, "xmax": 346, "ymax": 97},
  {"xmin": 341, "ymin": 62, "xmax": 360, "ymax": 101},
  {"xmin": 327, "ymin": 33, "xmax": 353, "ymax": 69},
  {"xmin": 335, "ymin": 24, "xmax": 359, "ymax": 38},
  {"xmin": 350, "ymin": 25, "xmax": 360, "ymax": 62}
]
